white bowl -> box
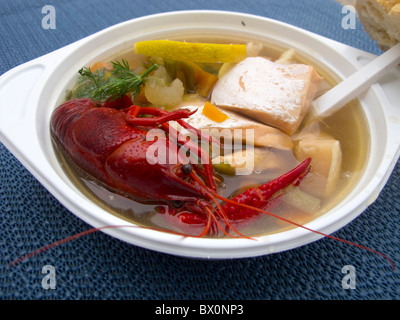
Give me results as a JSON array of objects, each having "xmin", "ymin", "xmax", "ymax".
[{"xmin": 1, "ymin": 10, "xmax": 400, "ymax": 259}]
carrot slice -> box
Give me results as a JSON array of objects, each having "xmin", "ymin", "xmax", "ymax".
[
  {"xmin": 188, "ymin": 62, "xmax": 218, "ymax": 97},
  {"xmin": 90, "ymin": 61, "xmax": 112, "ymax": 72},
  {"xmin": 202, "ymin": 101, "xmax": 230, "ymax": 123}
]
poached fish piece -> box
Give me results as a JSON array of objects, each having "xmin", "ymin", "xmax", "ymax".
[
  {"xmin": 173, "ymin": 96, "xmax": 293, "ymax": 150},
  {"xmin": 211, "ymin": 57, "xmax": 323, "ymax": 135}
]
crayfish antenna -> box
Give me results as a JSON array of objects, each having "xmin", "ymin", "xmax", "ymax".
[
  {"xmin": 207, "ymin": 196, "xmax": 254, "ymax": 240},
  {"xmin": 210, "ymin": 192, "xmax": 395, "ymax": 270},
  {"xmin": 8, "ymin": 202, "xmax": 395, "ymax": 270},
  {"xmin": 8, "ymin": 224, "xmax": 216, "ymax": 267},
  {"xmin": 162, "ymin": 122, "xmax": 217, "ymax": 191},
  {"xmin": 189, "ymin": 170, "xmax": 253, "ymax": 239},
  {"xmin": 193, "ymin": 207, "xmax": 213, "ymax": 238}
]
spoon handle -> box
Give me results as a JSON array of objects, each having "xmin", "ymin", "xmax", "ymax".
[{"xmin": 312, "ymin": 42, "xmax": 400, "ymax": 118}]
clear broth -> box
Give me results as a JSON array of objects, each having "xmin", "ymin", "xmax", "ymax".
[{"xmin": 54, "ymin": 35, "xmax": 370, "ymax": 237}]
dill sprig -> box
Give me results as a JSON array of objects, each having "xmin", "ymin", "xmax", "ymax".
[{"xmin": 77, "ymin": 59, "xmax": 158, "ymax": 102}]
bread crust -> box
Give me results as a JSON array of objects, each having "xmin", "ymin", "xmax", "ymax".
[{"xmin": 355, "ymin": 0, "xmax": 400, "ymax": 50}]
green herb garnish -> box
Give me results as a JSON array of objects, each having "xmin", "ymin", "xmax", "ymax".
[{"xmin": 77, "ymin": 59, "xmax": 158, "ymax": 102}]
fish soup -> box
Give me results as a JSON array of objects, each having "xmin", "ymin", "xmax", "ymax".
[{"xmin": 52, "ymin": 35, "xmax": 369, "ymax": 238}]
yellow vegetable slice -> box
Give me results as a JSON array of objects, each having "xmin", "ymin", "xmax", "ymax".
[
  {"xmin": 202, "ymin": 102, "xmax": 230, "ymax": 123},
  {"xmin": 134, "ymin": 40, "xmax": 246, "ymax": 63}
]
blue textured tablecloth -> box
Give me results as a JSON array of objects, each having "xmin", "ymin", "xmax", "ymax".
[{"xmin": 1, "ymin": 0, "xmax": 399, "ymax": 300}]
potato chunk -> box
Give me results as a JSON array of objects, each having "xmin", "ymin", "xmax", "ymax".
[
  {"xmin": 295, "ymin": 139, "xmax": 342, "ymax": 198},
  {"xmin": 211, "ymin": 57, "xmax": 323, "ymax": 135},
  {"xmin": 144, "ymin": 65, "xmax": 184, "ymax": 108}
]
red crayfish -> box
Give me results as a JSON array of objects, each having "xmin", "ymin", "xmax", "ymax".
[
  {"xmin": 50, "ymin": 97, "xmax": 312, "ymax": 238},
  {"xmin": 8, "ymin": 96, "xmax": 394, "ymax": 269}
]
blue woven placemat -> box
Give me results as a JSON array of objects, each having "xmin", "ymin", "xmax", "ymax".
[{"xmin": 1, "ymin": 0, "xmax": 399, "ymax": 300}]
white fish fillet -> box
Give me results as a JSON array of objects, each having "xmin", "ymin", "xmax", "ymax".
[{"xmin": 211, "ymin": 57, "xmax": 323, "ymax": 135}]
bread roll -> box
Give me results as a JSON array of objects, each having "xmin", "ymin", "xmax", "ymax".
[{"xmin": 355, "ymin": 0, "xmax": 400, "ymax": 50}]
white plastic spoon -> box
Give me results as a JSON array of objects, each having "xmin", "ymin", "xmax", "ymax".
[{"xmin": 312, "ymin": 42, "xmax": 400, "ymax": 118}]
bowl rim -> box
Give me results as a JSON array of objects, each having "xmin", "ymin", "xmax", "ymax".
[{"xmin": 1, "ymin": 10, "xmax": 400, "ymax": 259}]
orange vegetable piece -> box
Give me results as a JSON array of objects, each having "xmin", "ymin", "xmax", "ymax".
[
  {"xmin": 133, "ymin": 86, "xmax": 148, "ymax": 104},
  {"xmin": 196, "ymin": 74, "xmax": 218, "ymax": 98},
  {"xmin": 90, "ymin": 61, "xmax": 112, "ymax": 72},
  {"xmin": 202, "ymin": 102, "xmax": 230, "ymax": 123},
  {"xmin": 186, "ymin": 62, "xmax": 218, "ymax": 98}
]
